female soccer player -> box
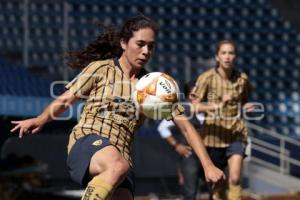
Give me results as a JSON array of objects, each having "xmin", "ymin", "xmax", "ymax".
[
  {"xmin": 191, "ymin": 39, "xmax": 254, "ymax": 200},
  {"xmin": 10, "ymin": 15, "xmax": 224, "ymax": 200}
]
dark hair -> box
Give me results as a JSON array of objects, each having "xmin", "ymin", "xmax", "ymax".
[
  {"xmin": 65, "ymin": 15, "xmax": 159, "ymax": 69},
  {"xmin": 215, "ymin": 39, "xmax": 238, "ymax": 67},
  {"xmin": 183, "ymin": 80, "xmax": 195, "ymax": 99}
]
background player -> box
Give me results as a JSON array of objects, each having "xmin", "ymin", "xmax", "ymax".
[
  {"xmin": 191, "ymin": 39, "xmax": 254, "ymax": 200},
  {"xmin": 158, "ymin": 81, "xmax": 205, "ymax": 200}
]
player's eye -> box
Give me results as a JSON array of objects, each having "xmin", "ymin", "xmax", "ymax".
[{"xmin": 136, "ymin": 42, "xmax": 145, "ymax": 48}]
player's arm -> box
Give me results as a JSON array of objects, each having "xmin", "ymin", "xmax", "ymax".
[
  {"xmin": 11, "ymin": 90, "xmax": 79, "ymax": 138},
  {"xmin": 191, "ymin": 101, "xmax": 220, "ymax": 113},
  {"xmin": 157, "ymin": 119, "xmax": 192, "ymax": 157},
  {"xmin": 172, "ymin": 114, "xmax": 225, "ymax": 183},
  {"xmin": 35, "ymin": 90, "xmax": 78, "ymax": 123},
  {"xmin": 189, "ymin": 72, "xmax": 228, "ymax": 113},
  {"xmin": 190, "ymin": 94, "xmax": 231, "ymax": 113},
  {"xmin": 11, "ymin": 62, "xmax": 103, "ymax": 138},
  {"xmin": 241, "ymin": 74, "xmax": 255, "ymax": 112}
]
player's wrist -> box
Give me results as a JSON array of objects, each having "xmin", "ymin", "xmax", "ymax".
[
  {"xmin": 211, "ymin": 102, "xmax": 223, "ymax": 111},
  {"xmin": 172, "ymin": 142, "xmax": 179, "ymax": 150},
  {"xmin": 36, "ymin": 115, "xmax": 47, "ymax": 125},
  {"xmin": 202, "ymin": 161, "xmax": 215, "ymax": 171},
  {"xmin": 218, "ymin": 102, "xmax": 224, "ymax": 109}
]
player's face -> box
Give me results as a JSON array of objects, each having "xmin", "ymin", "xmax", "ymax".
[
  {"xmin": 121, "ymin": 27, "xmax": 156, "ymax": 69},
  {"xmin": 216, "ymin": 43, "xmax": 236, "ymax": 70}
]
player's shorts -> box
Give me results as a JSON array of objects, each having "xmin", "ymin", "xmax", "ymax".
[
  {"xmin": 206, "ymin": 140, "xmax": 246, "ymax": 169},
  {"xmin": 67, "ymin": 134, "xmax": 134, "ymax": 194}
]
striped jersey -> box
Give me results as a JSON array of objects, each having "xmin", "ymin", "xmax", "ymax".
[
  {"xmin": 192, "ymin": 68, "xmax": 252, "ymax": 147},
  {"xmin": 66, "ymin": 58, "xmax": 183, "ymax": 165}
]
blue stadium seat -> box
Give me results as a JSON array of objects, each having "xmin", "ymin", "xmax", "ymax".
[{"xmin": 291, "ymin": 92, "xmax": 300, "ymax": 101}]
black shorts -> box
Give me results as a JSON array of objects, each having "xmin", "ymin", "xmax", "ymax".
[
  {"xmin": 206, "ymin": 140, "xmax": 246, "ymax": 169},
  {"xmin": 67, "ymin": 134, "xmax": 134, "ymax": 194}
]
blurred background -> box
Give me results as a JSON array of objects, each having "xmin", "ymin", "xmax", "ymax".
[{"xmin": 1, "ymin": 0, "xmax": 300, "ymax": 199}]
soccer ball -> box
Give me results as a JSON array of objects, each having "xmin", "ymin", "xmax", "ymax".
[{"xmin": 133, "ymin": 72, "xmax": 180, "ymax": 120}]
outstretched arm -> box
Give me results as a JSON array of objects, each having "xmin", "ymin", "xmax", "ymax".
[
  {"xmin": 157, "ymin": 119, "xmax": 192, "ymax": 158},
  {"xmin": 173, "ymin": 114, "xmax": 225, "ymax": 183},
  {"xmin": 11, "ymin": 90, "xmax": 78, "ymax": 138}
]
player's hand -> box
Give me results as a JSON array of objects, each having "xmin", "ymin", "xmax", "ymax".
[
  {"xmin": 209, "ymin": 94, "xmax": 232, "ymax": 111},
  {"xmin": 204, "ymin": 164, "xmax": 226, "ymax": 184},
  {"xmin": 222, "ymin": 94, "xmax": 232, "ymax": 103},
  {"xmin": 175, "ymin": 144, "xmax": 192, "ymax": 158},
  {"xmin": 10, "ymin": 118, "xmax": 44, "ymax": 138},
  {"xmin": 244, "ymin": 102, "xmax": 255, "ymax": 112}
]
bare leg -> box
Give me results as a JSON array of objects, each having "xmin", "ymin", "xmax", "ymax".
[
  {"xmin": 81, "ymin": 146, "xmax": 129, "ymax": 200},
  {"xmin": 227, "ymin": 154, "xmax": 243, "ymax": 200}
]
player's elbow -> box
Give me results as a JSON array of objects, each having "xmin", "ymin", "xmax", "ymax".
[{"xmin": 58, "ymin": 91, "xmax": 78, "ymax": 108}]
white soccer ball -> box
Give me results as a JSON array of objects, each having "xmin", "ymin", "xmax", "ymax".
[{"xmin": 133, "ymin": 72, "xmax": 180, "ymax": 120}]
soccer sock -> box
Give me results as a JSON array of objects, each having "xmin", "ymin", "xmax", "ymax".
[
  {"xmin": 227, "ymin": 184, "xmax": 242, "ymax": 200},
  {"xmin": 81, "ymin": 176, "xmax": 114, "ymax": 200},
  {"xmin": 212, "ymin": 191, "xmax": 221, "ymax": 200},
  {"xmin": 212, "ymin": 188, "xmax": 227, "ymax": 200}
]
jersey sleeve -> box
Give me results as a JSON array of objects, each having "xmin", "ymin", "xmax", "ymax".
[
  {"xmin": 157, "ymin": 119, "xmax": 175, "ymax": 138},
  {"xmin": 65, "ymin": 62, "xmax": 105, "ymax": 98},
  {"xmin": 191, "ymin": 72, "xmax": 209, "ymax": 101}
]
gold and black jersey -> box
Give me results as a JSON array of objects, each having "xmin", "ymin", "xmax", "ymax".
[
  {"xmin": 66, "ymin": 58, "xmax": 183, "ymax": 166},
  {"xmin": 192, "ymin": 68, "xmax": 252, "ymax": 148}
]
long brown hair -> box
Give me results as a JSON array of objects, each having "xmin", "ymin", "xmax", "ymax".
[
  {"xmin": 65, "ymin": 15, "xmax": 159, "ymax": 69},
  {"xmin": 215, "ymin": 39, "xmax": 238, "ymax": 68}
]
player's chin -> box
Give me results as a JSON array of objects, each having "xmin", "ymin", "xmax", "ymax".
[
  {"xmin": 135, "ymin": 60, "xmax": 148, "ymax": 68},
  {"xmin": 222, "ymin": 65, "xmax": 232, "ymax": 70}
]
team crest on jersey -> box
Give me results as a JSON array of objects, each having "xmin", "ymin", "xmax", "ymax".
[{"xmin": 92, "ymin": 139, "xmax": 103, "ymax": 146}]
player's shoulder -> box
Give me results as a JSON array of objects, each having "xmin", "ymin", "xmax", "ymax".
[
  {"xmin": 238, "ymin": 70, "xmax": 249, "ymax": 80},
  {"xmin": 197, "ymin": 68, "xmax": 215, "ymax": 80},
  {"xmin": 92, "ymin": 59, "xmax": 114, "ymax": 69},
  {"xmin": 82, "ymin": 59, "xmax": 114, "ymax": 73}
]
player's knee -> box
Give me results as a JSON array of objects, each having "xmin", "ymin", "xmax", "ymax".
[
  {"xmin": 107, "ymin": 157, "xmax": 130, "ymax": 180},
  {"xmin": 229, "ymin": 174, "xmax": 240, "ymax": 185}
]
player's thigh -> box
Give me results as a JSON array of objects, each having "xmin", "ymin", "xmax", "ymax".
[
  {"xmin": 226, "ymin": 140, "xmax": 246, "ymax": 180},
  {"xmin": 111, "ymin": 188, "xmax": 133, "ymax": 200},
  {"xmin": 89, "ymin": 145, "xmax": 128, "ymax": 177}
]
